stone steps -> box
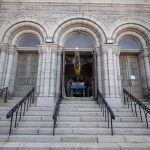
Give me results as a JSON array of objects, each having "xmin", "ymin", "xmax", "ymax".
[
  {"xmin": 0, "ymin": 142, "xmax": 150, "ymax": 150},
  {"xmin": 2, "ymin": 110, "xmax": 146, "ymax": 117},
  {"xmin": 0, "ymin": 97, "xmax": 150, "ymax": 149},
  {"xmin": 0, "ymin": 121, "xmax": 149, "ymax": 128},
  {"xmin": 1, "ymin": 127, "xmax": 150, "ymax": 135},
  {"xmin": 0, "ymin": 135, "xmax": 150, "ymax": 143}
]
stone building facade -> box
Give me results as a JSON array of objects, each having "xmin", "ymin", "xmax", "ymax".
[{"xmin": 0, "ymin": 0, "xmax": 150, "ymax": 107}]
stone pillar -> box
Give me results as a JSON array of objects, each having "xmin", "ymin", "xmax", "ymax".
[
  {"xmin": 36, "ymin": 46, "xmax": 43, "ymax": 95},
  {"xmin": 112, "ymin": 46, "xmax": 121, "ymax": 97},
  {"xmin": 0, "ymin": 43, "xmax": 8, "ymax": 88},
  {"xmin": 36, "ymin": 43, "xmax": 58, "ymax": 106},
  {"xmin": 102, "ymin": 44, "xmax": 122, "ymax": 107},
  {"xmin": 116, "ymin": 49, "xmax": 122, "ymax": 96},
  {"xmin": 9, "ymin": 49, "xmax": 18, "ymax": 95},
  {"xmin": 4, "ymin": 45, "xmax": 17, "ymax": 95},
  {"xmin": 101, "ymin": 47, "xmax": 109, "ymax": 97},
  {"xmin": 37, "ymin": 44, "xmax": 51, "ymax": 106},
  {"xmin": 55, "ymin": 47, "xmax": 63, "ymax": 98},
  {"xmin": 142, "ymin": 49, "xmax": 150, "ymax": 88},
  {"xmin": 49, "ymin": 44, "xmax": 57, "ymax": 101},
  {"xmin": 95, "ymin": 47, "xmax": 102, "ymax": 93}
]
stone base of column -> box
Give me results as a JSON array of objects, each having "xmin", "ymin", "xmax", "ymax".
[
  {"xmin": 105, "ymin": 97, "xmax": 123, "ymax": 107},
  {"xmin": 36, "ymin": 96, "xmax": 55, "ymax": 107}
]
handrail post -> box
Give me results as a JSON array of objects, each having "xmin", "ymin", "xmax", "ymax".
[
  {"xmin": 111, "ymin": 117, "xmax": 113, "ymax": 135},
  {"xmin": 9, "ymin": 114, "xmax": 14, "ymax": 135}
]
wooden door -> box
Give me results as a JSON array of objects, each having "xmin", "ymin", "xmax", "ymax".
[
  {"xmin": 15, "ymin": 53, "xmax": 38, "ymax": 97},
  {"xmin": 120, "ymin": 55, "xmax": 142, "ymax": 98}
]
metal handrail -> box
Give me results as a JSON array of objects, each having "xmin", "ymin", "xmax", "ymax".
[
  {"xmin": 97, "ymin": 90, "xmax": 115, "ymax": 135},
  {"xmin": 6, "ymin": 87, "xmax": 35, "ymax": 135},
  {"xmin": 123, "ymin": 88, "xmax": 150, "ymax": 128},
  {"xmin": 53, "ymin": 94, "xmax": 62, "ymax": 136},
  {"xmin": 0, "ymin": 87, "xmax": 8, "ymax": 103}
]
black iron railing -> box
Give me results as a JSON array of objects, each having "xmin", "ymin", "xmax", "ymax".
[
  {"xmin": 97, "ymin": 90, "xmax": 115, "ymax": 135},
  {"xmin": 6, "ymin": 87, "xmax": 35, "ymax": 135},
  {"xmin": 0, "ymin": 87, "xmax": 8, "ymax": 103},
  {"xmin": 53, "ymin": 94, "xmax": 62, "ymax": 135},
  {"xmin": 123, "ymin": 88, "xmax": 150, "ymax": 128}
]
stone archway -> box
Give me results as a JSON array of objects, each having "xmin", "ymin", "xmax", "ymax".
[
  {"xmin": 52, "ymin": 15, "xmax": 107, "ymax": 99},
  {"xmin": 0, "ymin": 15, "xmax": 46, "ymax": 95},
  {"xmin": 112, "ymin": 20, "xmax": 150, "ymax": 99}
]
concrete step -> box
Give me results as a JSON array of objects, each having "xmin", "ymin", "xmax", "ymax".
[
  {"xmin": 0, "ymin": 127, "xmax": 111, "ymax": 135},
  {"xmin": 0, "ymin": 142, "xmax": 118, "ymax": 150},
  {"xmin": 0, "ymin": 120, "xmax": 149, "ymax": 129},
  {"xmin": 114, "ymin": 128, "xmax": 150, "ymax": 135},
  {"xmin": 60, "ymin": 103, "xmax": 100, "ymax": 108},
  {"xmin": 61, "ymin": 100, "xmax": 97, "ymax": 104},
  {"xmin": 1, "ymin": 127, "xmax": 149, "ymax": 135},
  {"xmin": 0, "ymin": 142, "xmax": 150, "ymax": 150},
  {"xmin": 57, "ymin": 116, "xmax": 149, "ymax": 122},
  {"xmin": 59, "ymin": 107, "xmax": 101, "ymax": 112},
  {"xmin": 63, "ymin": 97, "xmax": 94, "ymax": 101},
  {"xmin": 2, "ymin": 116, "xmax": 150, "ymax": 124},
  {"xmin": 1, "ymin": 135, "xmax": 150, "ymax": 143}
]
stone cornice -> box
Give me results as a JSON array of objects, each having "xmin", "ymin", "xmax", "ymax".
[{"xmin": 1, "ymin": 0, "xmax": 150, "ymax": 5}]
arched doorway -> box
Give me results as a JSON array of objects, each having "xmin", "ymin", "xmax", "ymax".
[
  {"xmin": 15, "ymin": 34, "xmax": 39, "ymax": 96},
  {"xmin": 62, "ymin": 32, "xmax": 97, "ymax": 97},
  {"xmin": 119, "ymin": 36, "xmax": 143, "ymax": 98}
]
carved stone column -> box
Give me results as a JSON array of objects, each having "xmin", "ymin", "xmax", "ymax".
[
  {"xmin": 101, "ymin": 46, "xmax": 109, "ymax": 97},
  {"xmin": 36, "ymin": 43, "xmax": 58, "ymax": 106},
  {"xmin": 0, "ymin": 43, "xmax": 9, "ymax": 88},
  {"xmin": 142, "ymin": 48, "xmax": 150, "ymax": 88},
  {"xmin": 55, "ymin": 47, "xmax": 63, "ymax": 98},
  {"xmin": 4, "ymin": 45, "xmax": 17, "ymax": 94},
  {"xmin": 49, "ymin": 44, "xmax": 57, "ymax": 99},
  {"xmin": 95, "ymin": 47, "xmax": 102, "ymax": 93},
  {"xmin": 101, "ymin": 44, "xmax": 122, "ymax": 107},
  {"xmin": 36, "ymin": 45, "xmax": 43, "ymax": 95},
  {"xmin": 112, "ymin": 46, "xmax": 121, "ymax": 97}
]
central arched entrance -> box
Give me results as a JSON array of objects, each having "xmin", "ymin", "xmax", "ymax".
[{"xmin": 62, "ymin": 32, "xmax": 97, "ymax": 97}]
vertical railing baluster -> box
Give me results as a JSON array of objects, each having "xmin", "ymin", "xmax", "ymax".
[
  {"xmin": 107, "ymin": 111, "xmax": 109, "ymax": 128},
  {"xmin": 27, "ymin": 97, "xmax": 29, "ymax": 111},
  {"xmin": 134, "ymin": 102, "xmax": 137, "ymax": 117},
  {"xmin": 19, "ymin": 105, "xmax": 23, "ymax": 121},
  {"xmin": 139, "ymin": 105, "xmax": 142, "ymax": 122},
  {"xmin": 131, "ymin": 100, "xmax": 134, "ymax": 114},
  {"xmin": 9, "ymin": 114, "xmax": 14, "ymax": 135},
  {"xmin": 32, "ymin": 89, "xmax": 35, "ymax": 103},
  {"xmin": 105, "ymin": 107, "xmax": 107, "ymax": 122},
  {"xmin": 23, "ymin": 102, "xmax": 26, "ymax": 116},
  {"xmin": 127, "ymin": 96, "xmax": 129, "ymax": 108},
  {"xmin": 111, "ymin": 117, "xmax": 113, "ymax": 135},
  {"xmin": 15, "ymin": 110, "xmax": 18, "ymax": 127},
  {"xmin": 144, "ymin": 111, "xmax": 149, "ymax": 128}
]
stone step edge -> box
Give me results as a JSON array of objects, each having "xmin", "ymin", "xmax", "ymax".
[
  {"xmin": 0, "ymin": 142, "xmax": 150, "ymax": 150},
  {"xmin": 1, "ymin": 135, "xmax": 150, "ymax": 143}
]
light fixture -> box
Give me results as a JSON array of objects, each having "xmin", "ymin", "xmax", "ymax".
[{"xmin": 75, "ymin": 47, "xmax": 79, "ymax": 50}]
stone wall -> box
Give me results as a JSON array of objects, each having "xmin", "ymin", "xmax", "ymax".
[{"xmin": 0, "ymin": 0, "xmax": 149, "ymax": 107}]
